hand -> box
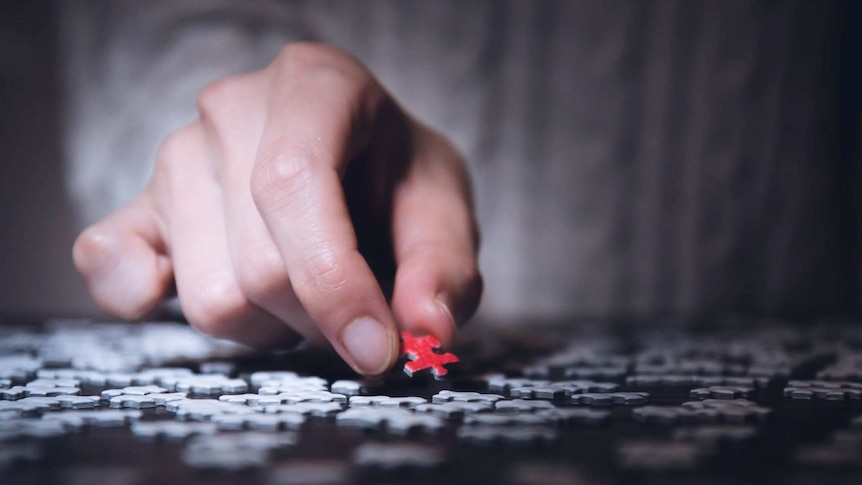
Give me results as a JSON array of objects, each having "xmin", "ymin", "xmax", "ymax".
[{"xmin": 73, "ymin": 43, "xmax": 482, "ymax": 376}]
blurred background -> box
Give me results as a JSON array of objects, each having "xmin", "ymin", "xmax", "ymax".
[
  {"xmin": 0, "ymin": 1, "xmax": 84, "ymax": 317},
  {"xmin": 0, "ymin": 0, "xmax": 860, "ymax": 324}
]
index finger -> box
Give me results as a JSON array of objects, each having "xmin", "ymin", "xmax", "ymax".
[{"xmin": 250, "ymin": 44, "xmax": 398, "ymax": 376}]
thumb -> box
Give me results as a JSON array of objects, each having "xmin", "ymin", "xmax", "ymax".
[{"xmin": 73, "ymin": 194, "xmax": 173, "ymax": 319}]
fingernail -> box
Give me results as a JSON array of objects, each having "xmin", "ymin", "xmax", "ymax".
[
  {"xmin": 435, "ymin": 292, "xmax": 457, "ymax": 330},
  {"xmin": 342, "ymin": 317, "xmax": 392, "ymax": 375}
]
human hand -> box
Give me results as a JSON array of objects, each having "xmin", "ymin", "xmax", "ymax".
[{"xmin": 73, "ymin": 43, "xmax": 482, "ymax": 376}]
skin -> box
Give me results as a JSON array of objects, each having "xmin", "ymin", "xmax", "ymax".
[{"xmin": 72, "ymin": 43, "xmax": 483, "ymax": 376}]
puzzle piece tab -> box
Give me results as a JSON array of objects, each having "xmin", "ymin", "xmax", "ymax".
[{"xmin": 400, "ymin": 332, "xmax": 459, "ymax": 379}]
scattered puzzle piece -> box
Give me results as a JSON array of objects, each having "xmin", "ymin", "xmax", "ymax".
[
  {"xmin": 101, "ymin": 385, "xmax": 167, "ymax": 400},
  {"xmin": 783, "ymin": 380, "xmax": 862, "ymax": 401},
  {"xmin": 260, "ymin": 402, "xmax": 344, "ymax": 417},
  {"xmin": 495, "ymin": 399, "xmax": 557, "ymax": 413},
  {"xmin": 109, "ymin": 394, "xmax": 157, "ymax": 409},
  {"xmin": 349, "ymin": 395, "xmax": 427, "ymax": 408},
  {"xmin": 258, "ymin": 390, "xmax": 348, "ymax": 404},
  {"xmin": 432, "ymin": 390, "xmax": 504, "ymax": 404},
  {"xmin": 457, "ymin": 425, "xmax": 558, "ymax": 446},
  {"xmin": 212, "ymin": 412, "xmax": 305, "ymax": 432},
  {"xmin": 690, "ymin": 386, "xmax": 755, "ymax": 400},
  {"xmin": 55, "ymin": 395, "xmax": 101, "ymax": 409},
  {"xmin": 335, "ymin": 407, "xmax": 443, "ymax": 434}
]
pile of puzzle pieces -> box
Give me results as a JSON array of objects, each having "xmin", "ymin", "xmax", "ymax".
[{"xmin": 2, "ymin": 319, "xmax": 862, "ymax": 483}]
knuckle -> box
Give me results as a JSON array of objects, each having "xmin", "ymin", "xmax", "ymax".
[
  {"xmin": 301, "ymin": 249, "xmax": 350, "ymax": 296},
  {"xmin": 234, "ymin": 246, "xmax": 288, "ymax": 300},
  {"xmin": 181, "ymin": 277, "xmax": 248, "ymax": 338},
  {"xmin": 250, "ymin": 148, "xmax": 318, "ymax": 209},
  {"xmin": 277, "ymin": 42, "xmax": 355, "ymax": 71},
  {"xmin": 275, "ymin": 42, "xmax": 378, "ymax": 102},
  {"xmin": 153, "ymin": 127, "xmax": 195, "ymax": 182},
  {"xmin": 196, "ymin": 76, "xmax": 242, "ymax": 118},
  {"xmin": 154, "ymin": 134, "xmax": 180, "ymax": 178}
]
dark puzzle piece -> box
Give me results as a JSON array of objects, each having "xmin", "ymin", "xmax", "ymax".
[
  {"xmin": 783, "ymin": 380, "xmax": 862, "ymax": 401},
  {"xmin": 571, "ymin": 392, "xmax": 649, "ymax": 406},
  {"xmin": 690, "ymin": 386, "xmax": 755, "ymax": 400},
  {"xmin": 401, "ymin": 331, "xmax": 459, "ymax": 379}
]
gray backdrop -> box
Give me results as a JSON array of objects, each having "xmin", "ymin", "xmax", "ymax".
[{"xmin": 1, "ymin": 0, "xmax": 860, "ymax": 324}]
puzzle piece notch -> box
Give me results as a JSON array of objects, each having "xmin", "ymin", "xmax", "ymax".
[
  {"xmin": 401, "ymin": 332, "xmax": 459, "ymax": 379},
  {"xmin": 783, "ymin": 380, "xmax": 862, "ymax": 401}
]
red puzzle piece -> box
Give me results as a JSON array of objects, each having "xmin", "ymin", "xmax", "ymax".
[{"xmin": 400, "ymin": 331, "xmax": 459, "ymax": 379}]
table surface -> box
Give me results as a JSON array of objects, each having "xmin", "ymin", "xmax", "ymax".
[{"xmin": 1, "ymin": 318, "xmax": 862, "ymax": 484}]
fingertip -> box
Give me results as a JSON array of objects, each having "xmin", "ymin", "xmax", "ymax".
[
  {"xmin": 73, "ymin": 223, "xmax": 171, "ymax": 320},
  {"xmin": 339, "ymin": 315, "xmax": 400, "ymax": 376},
  {"xmin": 391, "ymin": 245, "xmax": 483, "ymax": 349},
  {"xmin": 392, "ymin": 274, "xmax": 458, "ymax": 350},
  {"xmin": 73, "ymin": 225, "xmax": 118, "ymax": 280}
]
